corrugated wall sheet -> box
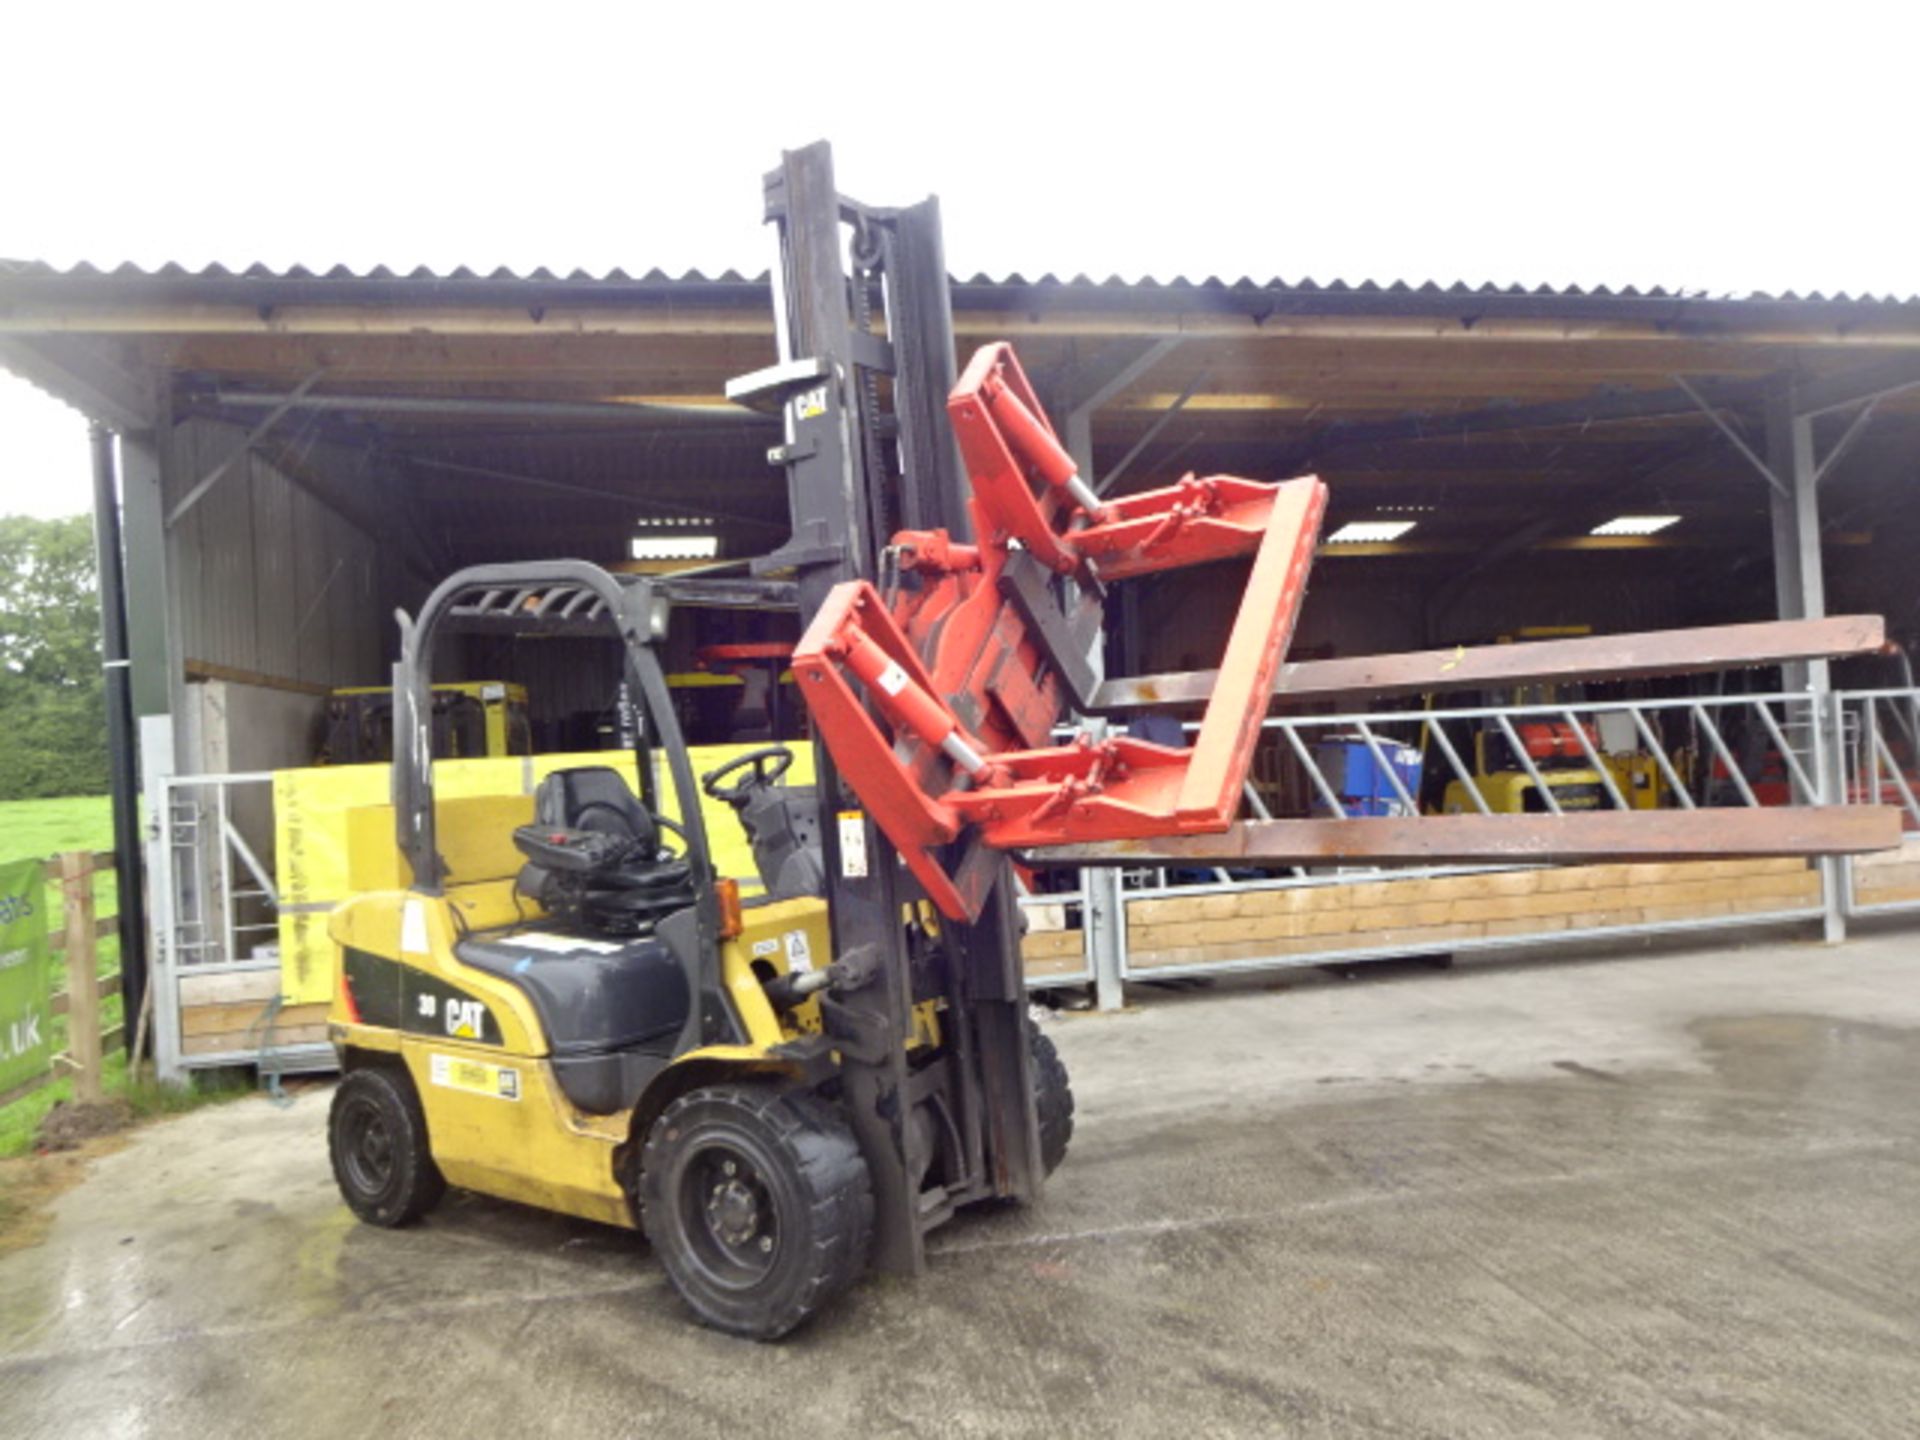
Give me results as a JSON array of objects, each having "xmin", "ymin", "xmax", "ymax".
[{"xmin": 164, "ymin": 418, "xmax": 390, "ymax": 690}]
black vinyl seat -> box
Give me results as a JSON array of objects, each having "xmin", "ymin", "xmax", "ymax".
[
  {"xmin": 514, "ymin": 766, "xmax": 696, "ymax": 938},
  {"xmin": 542, "ymin": 766, "xmax": 662, "ymax": 847},
  {"xmin": 457, "ymin": 928, "xmax": 690, "ymax": 1114},
  {"xmin": 494, "ymin": 767, "xmax": 701, "ymax": 1111}
]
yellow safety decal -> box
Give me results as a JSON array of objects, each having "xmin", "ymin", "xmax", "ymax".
[{"xmin": 429, "ymin": 1052, "xmax": 522, "ymax": 1101}]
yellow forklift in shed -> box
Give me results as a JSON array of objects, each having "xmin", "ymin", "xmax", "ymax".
[
  {"xmin": 1424, "ymin": 629, "xmax": 1665, "ymax": 813},
  {"xmin": 323, "ymin": 562, "xmax": 1073, "ymax": 1338},
  {"xmin": 320, "ymin": 681, "xmax": 531, "ymax": 763}
]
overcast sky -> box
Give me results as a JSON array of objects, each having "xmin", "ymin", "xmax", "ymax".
[{"xmin": 3, "ymin": 1, "xmax": 1913, "ymax": 522}]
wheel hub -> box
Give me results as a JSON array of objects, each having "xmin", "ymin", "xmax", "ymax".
[
  {"xmin": 343, "ymin": 1098, "xmax": 394, "ymax": 1191},
  {"xmin": 684, "ymin": 1145, "xmax": 779, "ymax": 1276},
  {"xmin": 709, "ymin": 1179, "xmax": 761, "ymax": 1246}
]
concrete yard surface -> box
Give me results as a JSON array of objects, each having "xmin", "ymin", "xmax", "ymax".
[{"xmin": 4, "ymin": 925, "xmax": 1919, "ymax": 1438}]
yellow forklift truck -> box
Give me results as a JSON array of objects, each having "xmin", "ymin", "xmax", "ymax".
[
  {"xmin": 1429, "ymin": 684, "xmax": 1665, "ymax": 813},
  {"xmin": 321, "ymin": 681, "xmax": 531, "ymax": 763},
  {"xmin": 325, "ymin": 147, "xmax": 1090, "ymax": 1342},
  {"xmin": 1424, "ymin": 629, "xmax": 1664, "ymax": 814},
  {"xmin": 324, "ymin": 566, "xmax": 1073, "ymax": 1339}
]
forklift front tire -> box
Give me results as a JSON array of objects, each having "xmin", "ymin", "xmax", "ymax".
[
  {"xmin": 1029, "ymin": 1018, "xmax": 1075, "ymax": 1178},
  {"xmin": 329, "ymin": 1066, "xmax": 447, "ymax": 1228},
  {"xmin": 640, "ymin": 1084, "xmax": 872, "ymax": 1340}
]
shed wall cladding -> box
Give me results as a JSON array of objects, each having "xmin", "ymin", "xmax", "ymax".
[{"xmin": 164, "ymin": 418, "xmax": 390, "ymax": 690}]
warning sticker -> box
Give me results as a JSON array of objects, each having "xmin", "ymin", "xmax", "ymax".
[
  {"xmin": 876, "ymin": 662, "xmax": 909, "ymax": 696},
  {"xmin": 838, "ymin": 811, "xmax": 868, "ymax": 879},
  {"xmin": 784, "ymin": 929, "xmax": 814, "ymax": 973},
  {"xmin": 429, "ymin": 1052, "xmax": 522, "ymax": 1102}
]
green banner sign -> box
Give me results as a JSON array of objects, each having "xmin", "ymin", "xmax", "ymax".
[{"xmin": 0, "ymin": 858, "xmax": 53, "ymax": 1093}]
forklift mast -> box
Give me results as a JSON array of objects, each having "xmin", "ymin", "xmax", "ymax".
[{"xmin": 729, "ymin": 143, "xmax": 1041, "ymax": 1272}]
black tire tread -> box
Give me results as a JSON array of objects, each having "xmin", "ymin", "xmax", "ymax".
[
  {"xmin": 640, "ymin": 1083, "xmax": 872, "ymax": 1340},
  {"xmin": 1029, "ymin": 1019, "xmax": 1075, "ymax": 1178},
  {"xmin": 328, "ymin": 1066, "xmax": 446, "ymax": 1227}
]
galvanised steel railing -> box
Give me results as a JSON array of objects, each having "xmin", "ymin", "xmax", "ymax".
[
  {"xmin": 1069, "ymin": 690, "xmax": 1869, "ymax": 997},
  {"xmin": 1835, "ymin": 688, "xmax": 1920, "ymax": 918}
]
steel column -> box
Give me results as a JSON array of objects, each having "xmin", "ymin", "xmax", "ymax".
[
  {"xmin": 1767, "ymin": 382, "xmax": 1844, "ymax": 943},
  {"xmin": 114, "ymin": 432, "xmax": 173, "ymax": 719},
  {"xmin": 89, "ymin": 427, "xmax": 150, "ymax": 1052},
  {"xmin": 1084, "ymin": 866, "xmax": 1127, "ymax": 1011},
  {"xmin": 1062, "ymin": 404, "xmax": 1123, "ymax": 1010},
  {"xmin": 141, "ymin": 715, "xmax": 183, "ymax": 1082}
]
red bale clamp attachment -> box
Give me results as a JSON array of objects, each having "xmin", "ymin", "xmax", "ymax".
[
  {"xmin": 947, "ymin": 342, "xmax": 1108, "ymax": 573},
  {"xmin": 949, "ymin": 341, "xmax": 1316, "ymax": 581},
  {"xmin": 796, "ymin": 341, "xmax": 1329, "ymax": 922}
]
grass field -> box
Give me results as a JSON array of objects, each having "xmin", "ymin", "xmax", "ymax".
[
  {"xmin": 1, "ymin": 794, "xmax": 116, "ymax": 867},
  {"xmin": 0, "ymin": 796, "xmax": 251, "ymax": 1187},
  {"xmin": 1, "ymin": 794, "xmax": 123, "ymax": 1156}
]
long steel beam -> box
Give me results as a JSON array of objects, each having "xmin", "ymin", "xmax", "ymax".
[
  {"xmin": 1091, "ymin": 615, "xmax": 1885, "ymax": 713},
  {"xmin": 10, "ymin": 302, "xmax": 1920, "ymax": 348},
  {"xmin": 1028, "ymin": 806, "xmax": 1902, "ymax": 868}
]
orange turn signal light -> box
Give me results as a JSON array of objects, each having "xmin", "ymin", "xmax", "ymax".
[{"xmin": 715, "ymin": 878, "xmax": 743, "ymax": 939}]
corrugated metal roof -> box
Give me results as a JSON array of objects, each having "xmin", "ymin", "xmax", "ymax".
[
  {"xmin": 2, "ymin": 257, "xmax": 1914, "ymax": 309},
  {"xmin": 0, "ymin": 259, "xmax": 761, "ymax": 286}
]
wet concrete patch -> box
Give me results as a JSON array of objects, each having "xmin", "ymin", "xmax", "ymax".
[{"xmin": 4, "ymin": 935, "xmax": 1920, "ymax": 1437}]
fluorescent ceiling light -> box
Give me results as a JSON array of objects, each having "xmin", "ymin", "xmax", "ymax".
[
  {"xmin": 630, "ymin": 535, "xmax": 719, "ymax": 560},
  {"xmin": 1590, "ymin": 514, "xmax": 1680, "ymax": 537},
  {"xmin": 1326, "ymin": 520, "xmax": 1417, "ymax": 544}
]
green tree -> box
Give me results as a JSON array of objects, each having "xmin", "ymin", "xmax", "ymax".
[{"xmin": 0, "ymin": 514, "xmax": 108, "ymax": 799}]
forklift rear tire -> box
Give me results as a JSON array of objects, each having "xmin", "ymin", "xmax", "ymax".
[
  {"xmin": 1029, "ymin": 1019, "xmax": 1075, "ymax": 1177},
  {"xmin": 640, "ymin": 1084, "xmax": 872, "ymax": 1340},
  {"xmin": 328, "ymin": 1067, "xmax": 446, "ymax": 1228}
]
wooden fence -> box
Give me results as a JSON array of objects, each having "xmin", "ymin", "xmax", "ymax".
[{"xmin": 0, "ymin": 851, "xmax": 123, "ymax": 1110}]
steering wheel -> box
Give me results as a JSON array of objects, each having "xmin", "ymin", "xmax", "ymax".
[{"xmin": 702, "ymin": 745, "xmax": 795, "ymax": 805}]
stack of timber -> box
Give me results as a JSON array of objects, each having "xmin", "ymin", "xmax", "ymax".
[
  {"xmin": 1850, "ymin": 835, "xmax": 1920, "ymax": 909},
  {"xmin": 179, "ymin": 969, "xmax": 328, "ymax": 1058},
  {"xmin": 1121, "ymin": 857, "xmax": 1821, "ymax": 971},
  {"xmin": 1020, "ymin": 901, "xmax": 1085, "ymax": 979}
]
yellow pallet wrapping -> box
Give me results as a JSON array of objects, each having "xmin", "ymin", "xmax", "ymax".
[{"xmin": 272, "ymin": 746, "xmax": 814, "ymax": 1005}]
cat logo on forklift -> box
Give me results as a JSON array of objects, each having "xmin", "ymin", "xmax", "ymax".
[
  {"xmin": 444, "ymin": 998, "xmax": 487, "ymax": 1040},
  {"xmin": 342, "ymin": 946, "xmax": 503, "ymax": 1047}
]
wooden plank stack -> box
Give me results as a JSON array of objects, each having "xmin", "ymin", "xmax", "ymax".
[
  {"xmin": 1009, "ymin": 856, "xmax": 1823, "ymax": 981},
  {"xmin": 178, "ymin": 969, "xmax": 328, "ymax": 1058},
  {"xmin": 1850, "ymin": 837, "xmax": 1920, "ymax": 908},
  {"xmin": 1124, "ymin": 857, "xmax": 1818, "ymax": 969}
]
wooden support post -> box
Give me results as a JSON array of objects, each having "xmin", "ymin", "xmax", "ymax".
[{"xmin": 60, "ymin": 851, "xmax": 104, "ymax": 1104}]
